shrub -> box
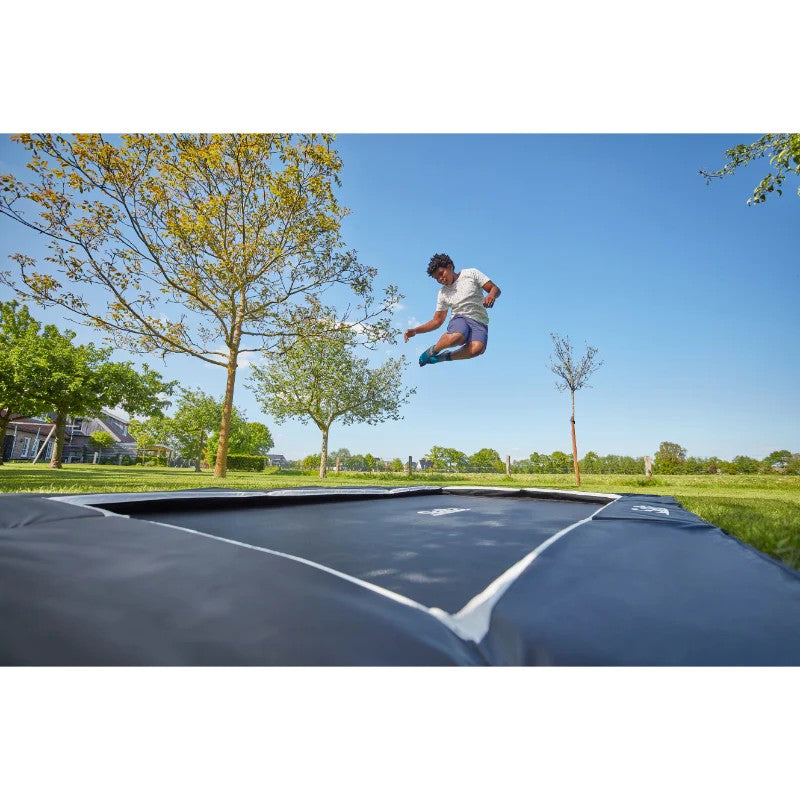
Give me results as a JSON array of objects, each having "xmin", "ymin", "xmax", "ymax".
[{"xmin": 223, "ymin": 454, "xmax": 266, "ymax": 472}]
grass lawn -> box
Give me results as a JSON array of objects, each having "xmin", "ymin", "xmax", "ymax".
[{"xmin": 2, "ymin": 463, "xmax": 799, "ymax": 570}]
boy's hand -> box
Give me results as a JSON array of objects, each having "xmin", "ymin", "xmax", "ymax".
[
  {"xmin": 404, "ymin": 329, "xmax": 416, "ymax": 342},
  {"xmin": 483, "ymin": 294, "xmax": 496, "ymax": 307}
]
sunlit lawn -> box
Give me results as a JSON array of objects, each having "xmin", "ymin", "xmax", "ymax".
[{"xmin": 2, "ymin": 463, "xmax": 799, "ymax": 570}]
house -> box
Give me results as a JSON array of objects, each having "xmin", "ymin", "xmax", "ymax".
[
  {"xmin": 266, "ymin": 454, "xmax": 289, "ymax": 468},
  {"xmin": 2, "ymin": 409, "xmax": 139, "ymax": 464}
]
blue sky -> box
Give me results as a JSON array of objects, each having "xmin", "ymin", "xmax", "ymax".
[{"xmin": 1, "ymin": 134, "xmax": 798, "ymax": 462}]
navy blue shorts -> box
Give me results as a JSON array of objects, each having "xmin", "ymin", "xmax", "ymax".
[{"xmin": 447, "ymin": 314, "xmax": 488, "ymax": 347}]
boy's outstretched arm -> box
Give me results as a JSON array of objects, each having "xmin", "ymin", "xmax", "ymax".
[
  {"xmin": 482, "ymin": 280, "xmax": 501, "ymax": 307},
  {"xmin": 404, "ymin": 310, "xmax": 447, "ymax": 342}
]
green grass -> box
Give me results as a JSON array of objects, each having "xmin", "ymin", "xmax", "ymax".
[{"xmin": 2, "ymin": 464, "xmax": 799, "ymax": 571}]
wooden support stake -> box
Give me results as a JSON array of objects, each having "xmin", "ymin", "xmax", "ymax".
[{"xmin": 31, "ymin": 426, "xmax": 56, "ymax": 465}]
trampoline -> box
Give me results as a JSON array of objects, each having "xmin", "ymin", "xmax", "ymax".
[{"xmin": 1, "ymin": 485, "xmax": 800, "ymax": 666}]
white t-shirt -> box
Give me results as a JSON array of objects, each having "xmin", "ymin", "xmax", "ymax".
[{"xmin": 436, "ymin": 267, "xmax": 491, "ymax": 326}]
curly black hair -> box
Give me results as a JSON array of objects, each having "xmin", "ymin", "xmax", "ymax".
[{"xmin": 427, "ymin": 253, "xmax": 454, "ymax": 277}]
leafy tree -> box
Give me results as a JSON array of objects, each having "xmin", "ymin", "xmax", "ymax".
[
  {"xmin": 425, "ymin": 446, "xmax": 470, "ymax": 473},
  {"xmin": 300, "ymin": 453, "xmax": 321, "ymax": 470},
  {"xmin": 469, "ymin": 447, "xmax": 504, "ymax": 473},
  {"xmin": 548, "ymin": 451, "xmax": 572, "ymax": 473},
  {"xmin": 579, "ymin": 450, "xmax": 600, "ymax": 474},
  {"xmin": 206, "ymin": 414, "xmax": 274, "ymax": 459},
  {"xmin": 762, "ymin": 449, "xmax": 792, "ymax": 473},
  {"xmin": 654, "ymin": 441, "xmax": 687, "ymax": 474},
  {"xmin": 0, "ymin": 134, "xmax": 400, "ymax": 478},
  {"xmin": 249, "ymin": 326, "xmax": 415, "ymax": 478},
  {"xmin": 0, "ymin": 301, "xmax": 52, "ymax": 464},
  {"xmin": 389, "ymin": 457, "xmax": 404, "ymax": 472},
  {"xmin": 528, "ymin": 452, "xmax": 548, "ymax": 473},
  {"xmin": 89, "ymin": 430, "xmax": 115, "ymax": 450},
  {"xmin": 548, "ymin": 333, "xmax": 603, "ymax": 486},
  {"xmin": 732, "ymin": 455, "xmax": 760, "ymax": 474},
  {"xmin": 168, "ymin": 389, "xmax": 225, "ymax": 471},
  {"xmin": 26, "ymin": 324, "xmax": 173, "ymax": 468},
  {"xmin": 700, "ymin": 134, "xmax": 800, "ymax": 206}
]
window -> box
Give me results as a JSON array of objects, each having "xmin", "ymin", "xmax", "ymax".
[{"xmin": 20, "ymin": 437, "xmax": 31, "ymax": 457}]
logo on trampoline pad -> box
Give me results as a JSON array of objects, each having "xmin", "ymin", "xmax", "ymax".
[
  {"xmin": 418, "ymin": 508, "xmax": 471, "ymax": 516},
  {"xmin": 631, "ymin": 504, "xmax": 670, "ymax": 516}
]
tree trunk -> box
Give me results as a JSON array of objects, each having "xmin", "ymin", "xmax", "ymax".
[
  {"xmin": 214, "ymin": 356, "xmax": 238, "ymax": 478},
  {"xmin": 0, "ymin": 416, "xmax": 9, "ymax": 466},
  {"xmin": 195, "ymin": 431, "xmax": 205, "ymax": 472},
  {"xmin": 49, "ymin": 412, "xmax": 67, "ymax": 469},
  {"xmin": 570, "ymin": 391, "xmax": 580, "ymax": 487},
  {"xmin": 319, "ymin": 426, "xmax": 329, "ymax": 479}
]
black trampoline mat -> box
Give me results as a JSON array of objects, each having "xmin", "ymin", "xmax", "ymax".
[{"xmin": 126, "ymin": 495, "xmax": 605, "ymax": 613}]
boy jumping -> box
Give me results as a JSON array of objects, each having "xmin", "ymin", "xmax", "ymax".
[{"xmin": 404, "ymin": 253, "xmax": 501, "ymax": 366}]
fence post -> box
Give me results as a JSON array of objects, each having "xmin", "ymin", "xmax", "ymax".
[
  {"xmin": 335, "ymin": 456, "xmax": 341, "ymax": 474},
  {"xmin": 506, "ymin": 455, "xmax": 511, "ymax": 477},
  {"xmin": 644, "ymin": 455, "xmax": 653, "ymax": 479},
  {"xmin": 93, "ymin": 452, "xmax": 99, "ymax": 464},
  {"xmin": 406, "ymin": 456, "xmax": 412, "ymax": 475}
]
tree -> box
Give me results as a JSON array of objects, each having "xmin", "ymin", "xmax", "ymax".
[
  {"xmin": 548, "ymin": 333, "xmax": 603, "ymax": 486},
  {"xmin": 206, "ymin": 414, "xmax": 274, "ymax": 459},
  {"xmin": 425, "ymin": 446, "xmax": 470, "ymax": 473},
  {"xmin": 654, "ymin": 441, "xmax": 687, "ymax": 474},
  {"xmin": 33, "ymin": 327, "xmax": 173, "ymax": 468},
  {"xmin": 0, "ymin": 134, "xmax": 400, "ymax": 478},
  {"xmin": 579, "ymin": 450, "xmax": 600, "ymax": 474},
  {"xmin": 89, "ymin": 430, "xmax": 115, "ymax": 450},
  {"xmin": 129, "ymin": 415, "xmax": 175, "ymax": 460},
  {"xmin": 762, "ymin": 449, "xmax": 792, "ymax": 473},
  {"xmin": 249, "ymin": 326, "xmax": 415, "ymax": 478},
  {"xmin": 167, "ymin": 389, "xmax": 225, "ymax": 471},
  {"xmin": 389, "ymin": 457, "xmax": 404, "ymax": 472},
  {"xmin": 548, "ymin": 451, "xmax": 572, "ymax": 474},
  {"xmin": 300, "ymin": 453, "xmax": 321, "ymax": 471},
  {"xmin": 732, "ymin": 455, "xmax": 760, "ymax": 474},
  {"xmin": 700, "ymin": 134, "xmax": 800, "ymax": 206},
  {"xmin": 469, "ymin": 448, "xmax": 504, "ymax": 473},
  {"xmin": 0, "ymin": 301, "xmax": 53, "ymax": 465}
]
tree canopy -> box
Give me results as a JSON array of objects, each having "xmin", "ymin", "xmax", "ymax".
[
  {"xmin": 0, "ymin": 133, "xmax": 400, "ymax": 477},
  {"xmin": 249, "ymin": 325, "xmax": 415, "ymax": 478},
  {"xmin": 700, "ymin": 133, "xmax": 800, "ymax": 206},
  {"xmin": 549, "ymin": 332, "xmax": 603, "ymax": 486}
]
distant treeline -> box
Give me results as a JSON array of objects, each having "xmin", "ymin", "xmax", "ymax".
[{"xmin": 294, "ymin": 443, "xmax": 800, "ymax": 475}]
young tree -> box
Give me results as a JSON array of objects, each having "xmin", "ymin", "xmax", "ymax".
[
  {"xmin": 700, "ymin": 134, "xmax": 800, "ymax": 206},
  {"xmin": 0, "ymin": 134, "xmax": 400, "ymax": 478},
  {"xmin": 249, "ymin": 326, "xmax": 415, "ymax": 478},
  {"xmin": 548, "ymin": 333, "xmax": 603, "ymax": 486}
]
